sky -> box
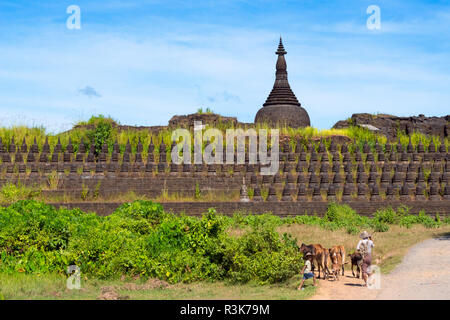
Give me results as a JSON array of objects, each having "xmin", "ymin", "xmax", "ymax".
[{"xmin": 0, "ymin": 0, "xmax": 449, "ymax": 133}]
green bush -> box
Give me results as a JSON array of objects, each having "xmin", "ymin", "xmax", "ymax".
[
  {"xmin": 231, "ymin": 213, "xmax": 283, "ymax": 229},
  {"xmin": 222, "ymin": 227, "xmax": 302, "ymax": 284},
  {"xmin": 323, "ymin": 203, "xmax": 370, "ymax": 230},
  {"xmin": 443, "ymin": 216, "xmax": 450, "ymax": 225},
  {"xmin": 373, "ymin": 206, "xmax": 410, "ymax": 225},
  {"xmin": 292, "ymin": 214, "xmax": 323, "ymax": 226},
  {"xmin": 0, "ymin": 201, "xmax": 302, "ymax": 284},
  {"xmin": 346, "ymin": 225, "xmax": 360, "ymax": 235},
  {"xmin": 399, "ymin": 215, "xmax": 417, "ymax": 229},
  {"xmin": 0, "ymin": 183, "xmax": 41, "ymax": 203},
  {"xmin": 415, "ymin": 210, "xmax": 441, "ymax": 228},
  {"xmin": 0, "ymin": 200, "xmax": 446, "ymax": 284},
  {"xmin": 86, "ymin": 115, "xmax": 113, "ymax": 155},
  {"xmin": 370, "ymin": 220, "xmax": 390, "ymax": 232},
  {"xmin": 373, "ymin": 207, "xmax": 398, "ymax": 224}
]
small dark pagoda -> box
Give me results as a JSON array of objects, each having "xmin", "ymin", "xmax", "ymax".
[{"xmin": 254, "ymin": 38, "xmax": 311, "ymax": 128}]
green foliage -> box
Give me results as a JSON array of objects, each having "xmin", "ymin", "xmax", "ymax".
[
  {"xmin": 197, "ymin": 107, "xmax": 213, "ymax": 114},
  {"xmin": 222, "ymin": 226, "xmax": 302, "ymax": 284},
  {"xmin": 344, "ymin": 126, "xmax": 387, "ymax": 148},
  {"xmin": 415, "ymin": 210, "xmax": 441, "ymax": 229},
  {"xmin": 396, "ymin": 130, "xmax": 440, "ymax": 150},
  {"xmin": 398, "ymin": 215, "xmax": 418, "ymax": 229},
  {"xmin": 86, "ymin": 115, "xmax": 113, "ymax": 155},
  {"xmin": 370, "ymin": 206, "xmax": 413, "ymax": 231},
  {"xmin": 0, "ymin": 201, "xmax": 302, "ymax": 284},
  {"xmin": 443, "ymin": 216, "xmax": 450, "ymax": 225},
  {"xmin": 1, "ymin": 114, "xmax": 448, "ymax": 157},
  {"xmin": 93, "ymin": 181, "xmax": 101, "ymax": 199},
  {"xmin": 231, "ymin": 213, "xmax": 284, "ymax": 229},
  {"xmin": 80, "ymin": 184, "xmax": 89, "ymax": 200},
  {"xmin": 287, "ymin": 203, "xmax": 444, "ymax": 233},
  {"xmin": 291, "ymin": 214, "xmax": 323, "ymax": 226},
  {"xmin": 85, "ymin": 115, "xmax": 118, "ymax": 126},
  {"xmin": 372, "ymin": 207, "xmax": 440, "ymax": 229},
  {"xmin": 0, "ymin": 126, "xmax": 47, "ymax": 151},
  {"xmin": 0, "ymin": 200, "xmax": 446, "ymax": 284},
  {"xmin": 195, "ymin": 182, "xmax": 201, "ymax": 199},
  {"xmin": 324, "ymin": 202, "xmax": 370, "ymax": 230},
  {"xmin": 370, "ymin": 220, "xmax": 390, "ymax": 232},
  {"xmin": 346, "ymin": 225, "xmax": 360, "ymax": 235},
  {"xmin": 0, "ymin": 183, "xmax": 41, "ymax": 204},
  {"xmin": 114, "ymin": 200, "xmax": 166, "ymax": 222},
  {"xmin": 373, "ymin": 207, "xmax": 400, "ymax": 224}
]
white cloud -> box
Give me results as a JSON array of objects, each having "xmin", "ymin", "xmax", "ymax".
[{"xmin": 0, "ymin": 15, "xmax": 449, "ymax": 131}]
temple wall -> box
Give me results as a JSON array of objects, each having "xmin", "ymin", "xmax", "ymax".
[{"xmin": 1, "ymin": 140, "xmax": 449, "ymax": 216}]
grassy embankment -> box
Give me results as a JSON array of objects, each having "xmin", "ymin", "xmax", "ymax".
[{"xmin": 1, "ymin": 225, "xmax": 448, "ymax": 300}]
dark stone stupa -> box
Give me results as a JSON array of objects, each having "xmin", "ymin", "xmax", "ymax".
[{"xmin": 255, "ymin": 38, "xmax": 311, "ymax": 128}]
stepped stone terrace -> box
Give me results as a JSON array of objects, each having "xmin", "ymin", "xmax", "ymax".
[{"xmin": 0, "ymin": 136, "xmax": 449, "ymax": 216}]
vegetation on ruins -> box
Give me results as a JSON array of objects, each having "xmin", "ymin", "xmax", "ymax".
[
  {"xmin": 0, "ymin": 115, "xmax": 448, "ymax": 157},
  {"xmin": 0, "ymin": 200, "xmax": 448, "ymax": 285},
  {"xmin": 196, "ymin": 107, "xmax": 214, "ymax": 114}
]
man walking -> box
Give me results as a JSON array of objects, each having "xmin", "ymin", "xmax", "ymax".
[{"xmin": 356, "ymin": 231, "xmax": 374, "ymax": 287}]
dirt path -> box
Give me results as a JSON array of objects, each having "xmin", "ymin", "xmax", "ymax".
[{"xmin": 310, "ymin": 234, "xmax": 450, "ymax": 300}]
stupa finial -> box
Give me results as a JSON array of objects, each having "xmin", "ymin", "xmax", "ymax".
[{"xmin": 276, "ymin": 36, "xmax": 287, "ymax": 55}]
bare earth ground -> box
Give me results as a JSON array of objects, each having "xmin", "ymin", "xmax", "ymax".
[{"xmin": 310, "ymin": 233, "xmax": 450, "ymax": 300}]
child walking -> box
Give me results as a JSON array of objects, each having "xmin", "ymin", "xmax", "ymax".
[{"xmin": 297, "ymin": 252, "xmax": 316, "ymax": 290}]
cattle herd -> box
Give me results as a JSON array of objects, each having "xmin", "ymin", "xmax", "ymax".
[{"xmin": 300, "ymin": 243, "xmax": 363, "ymax": 281}]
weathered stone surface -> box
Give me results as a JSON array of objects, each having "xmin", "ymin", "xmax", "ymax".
[
  {"xmin": 255, "ymin": 105, "xmax": 310, "ymax": 128},
  {"xmin": 168, "ymin": 113, "xmax": 239, "ymax": 129},
  {"xmin": 333, "ymin": 113, "xmax": 449, "ymax": 139}
]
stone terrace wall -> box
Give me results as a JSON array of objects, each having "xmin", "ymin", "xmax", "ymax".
[
  {"xmin": 48, "ymin": 201, "xmax": 450, "ymax": 217},
  {"xmin": 0, "ymin": 138, "xmax": 449, "ymax": 215}
]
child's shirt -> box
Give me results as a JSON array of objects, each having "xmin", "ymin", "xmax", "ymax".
[{"xmin": 304, "ymin": 260, "xmax": 312, "ymax": 273}]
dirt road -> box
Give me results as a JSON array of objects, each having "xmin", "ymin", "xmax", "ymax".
[{"xmin": 310, "ymin": 234, "xmax": 450, "ymax": 300}]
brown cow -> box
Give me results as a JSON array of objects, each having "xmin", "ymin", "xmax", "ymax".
[
  {"xmin": 328, "ymin": 245, "xmax": 346, "ymax": 280},
  {"xmin": 300, "ymin": 243, "xmax": 329, "ymax": 279},
  {"xmin": 348, "ymin": 251, "xmax": 363, "ymax": 279}
]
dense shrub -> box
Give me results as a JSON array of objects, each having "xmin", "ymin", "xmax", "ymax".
[
  {"xmin": 0, "ymin": 201, "xmax": 303, "ymax": 284},
  {"xmin": 443, "ymin": 216, "xmax": 450, "ymax": 225},
  {"xmin": 373, "ymin": 207, "xmax": 398, "ymax": 225},
  {"xmin": 86, "ymin": 115, "xmax": 113, "ymax": 155},
  {"xmin": 0, "ymin": 200, "xmax": 446, "ymax": 283},
  {"xmin": 0, "ymin": 183, "xmax": 41, "ymax": 204},
  {"xmin": 283, "ymin": 203, "xmax": 445, "ymax": 233},
  {"xmin": 373, "ymin": 207, "xmax": 441, "ymax": 229},
  {"xmin": 370, "ymin": 220, "xmax": 390, "ymax": 232},
  {"xmin": 323, "ymin": 203, "xmax": 371, "ymax": 230},
  {"xmin": 231, "ymin": 213, "xmax": 283, "ymax": 229},
  {"xmin": 222, "ymin": 227, "xmax": 302, "ymax": 284}
]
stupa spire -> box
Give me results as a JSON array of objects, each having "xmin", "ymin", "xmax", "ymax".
[
  {"xmin": 263, "ymin": 37, "xmax": 300, "ymax": 107},
  {"xmin": 254, "ymin": 38, "xmax": 311, "ymax": 128}
]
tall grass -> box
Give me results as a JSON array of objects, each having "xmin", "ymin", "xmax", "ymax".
[{"xmin": 0, "ymin": 115, "xmax": 448, "ymax": 153}]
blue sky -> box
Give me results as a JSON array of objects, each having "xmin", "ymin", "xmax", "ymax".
[{"xmin": 0, "ymin": 0, "xmax": 449, "ymax": 132}]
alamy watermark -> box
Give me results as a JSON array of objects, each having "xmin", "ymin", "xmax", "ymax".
[
  {"xmin": 367, "ymin": 265, "xmax": 381, "ymax": 290},
  {"xmin": 170, "ymin": 121, "xmax": 279, "ymax": 175},
  {"xmin": 367, "ymin": 5, "xmax": 381, "ymax": 30},
  {"xmin": 66, "ymin": 5, "xmax": 81, "ymax": 30},
  {"xmin": 66, "ymin": 265, "xmax": 81, "ymax": 290}
]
